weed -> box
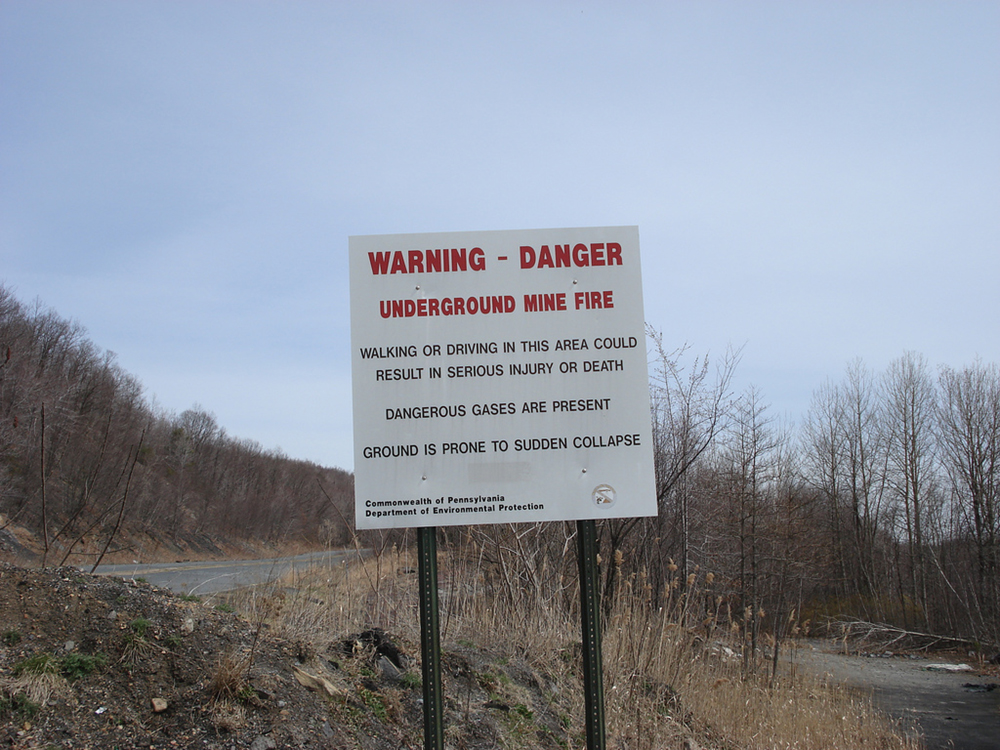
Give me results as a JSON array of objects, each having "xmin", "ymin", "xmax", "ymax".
[
  {"xmin": 180, "ymin": 593, "xmax": 201, "ymax": 602},
  {"xmin": 60, "ymin": 652, "xmax": 107, "ymax": 681},
  {"xmin": 211, "ymin": 700, "xmax": 247, "ymax": 732},
  {"xmin": 13, "ymin": 653, "xmax": 59, "ymax": 677},
  {"xmin": 0, "ymin": 691, "xmax": 41, "ymax": 720},
  {"xmin": 215, "ymin": 602, "xmax": 235, "ymax": 613},
  {"xmin": 2, "ymin": 629, "xmax": 21, "ymax": 647},
  {"xmin": 357, "ymin": 686, "xmax": 388, "ymax": 721},
  {"xmin": 209, "ymin": 649, "xmax": 253, "ymax": 703},
  {"xmin": 328, "ymin": 694, "xmax": 365, "ymax": 728},
  {"xmin": 133, "ymin": 577, "xmax": 147, "ymax": 584},
  {"xmin": 477, "ymin": 670, "xmax": 509, "ymax": 691},
  {"xmin": 121, "ymin": 621, "xmax": 154, "ymax": 665},
  {"xmin": 121, "ymin": 633, "xmax": 153, "ymax": 665},
  {"xmin": 165, "ymin": 634, "xmax": 183, "ymax": 649},
  {"xmin": 500, "ymin": 699, "xmax": 537, "ymax": 746},
  {"xmin": 512, "ymin": 703, "xmax": 533, "ymax": 720},
  {"xmin": 400, "ymin": 670, "xmax": 421, "ymax": 690}
]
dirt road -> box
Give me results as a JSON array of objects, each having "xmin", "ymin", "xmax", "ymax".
[{"xmin": 792, "ymin": 640, "xmax": 1000, "ymax": 750}]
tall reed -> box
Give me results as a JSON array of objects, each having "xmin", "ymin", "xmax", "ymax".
[{"xmin": 234, "ymin": 544, "xmax": 922, "ymax": 750}]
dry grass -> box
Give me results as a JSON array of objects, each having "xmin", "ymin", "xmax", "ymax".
[
  {"xmin": 210, "ymin": 699, "xmax": 248, "ymax": 732},
  {"xmin": 602, "ymin": 579, "xmax": 921, "ymax": 749},
  {"xmin": 0, "ymin": 672, "xmax": 68, "ymax": 707},
  {"xmin": 208, "ymin": 648, "xmax": 254, "ymax": 703},
  {"xmin": 228, "ymin": 545, "xmax": 923, "ymax": 750}
]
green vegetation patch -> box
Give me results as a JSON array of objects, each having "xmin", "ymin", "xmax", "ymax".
[
  {"xmin": 400, "ymin": 670, "xmax": 421, "ymax": 690},
  {"xmin": 0, "ymin": 691, "xmax": 41, "ymax": 721},
  {"xmin": 60, "ymin": 652, "xmax": 108, "ymax": 681},
  {"xmin": 12, "ymin": 650, "xmax": 106, "ymax": 681},
  {"xmin": 512, "ymin": 703, "xmax": 533, "ymax": 720},
  {"xmin": 357, "ymin": 686, "xmax": 388, "ymax": 722},
  {"xmin": 12, "ymin": 652, "xmax": 60, "ymax": 677}
]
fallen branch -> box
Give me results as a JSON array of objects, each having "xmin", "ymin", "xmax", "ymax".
[{"xmin": 827, "ymin": 617, "xmax": 990, "ymax": 654}]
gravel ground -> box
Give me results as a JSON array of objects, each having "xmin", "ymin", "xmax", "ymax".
[
  {"xmin": 0, "ymin": 562, "xmax": 580, "ymax": 749},
  {"xmin": 790, "ymin": 639, "xmax": 1000, "ymax": 750}
]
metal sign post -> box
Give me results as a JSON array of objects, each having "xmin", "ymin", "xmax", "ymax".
[
  {"xmin": 349, "ymin": 227, "xmax": 656, "ymax": 750},
  {"xmin": 577, "ymin": 519, "xmax": 606, "ymax": 750},
  {"xmin": 417, "ymin": 526, "xmax": 444, "ymax": 750}
]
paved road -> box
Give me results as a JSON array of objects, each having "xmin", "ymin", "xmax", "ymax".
[
  {"xmin": 89, "ymin": 549, "xmax": 367, "ymax": 595},
  {"xmin": 793, "ymin": 640, "xmax": 1000, "ymax": 750}
]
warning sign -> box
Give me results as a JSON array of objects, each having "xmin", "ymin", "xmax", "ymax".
[{"xmin": 349, "ymin": 226, "xmax": 656, "ymax": 529}]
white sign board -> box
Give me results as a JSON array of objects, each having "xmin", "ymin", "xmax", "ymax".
[{"xmin": 350, "ymin": 226, "xmax": 656, "ymax": 529}]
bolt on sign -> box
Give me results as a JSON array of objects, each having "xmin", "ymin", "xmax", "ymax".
[{"xmin": 349, "ymin": 226, "xmax": 656, "ymax": 529}]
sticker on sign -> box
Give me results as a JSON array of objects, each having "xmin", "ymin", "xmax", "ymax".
[{"xmin": 349, "ymin": 226, "xmax": 656, "ymax": 529}]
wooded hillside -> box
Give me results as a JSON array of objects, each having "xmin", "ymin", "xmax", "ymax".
[
  {"xmin": 2, "ymin": 285, "xmax": 997, "ymax": 650},
  {"xmin": 0, "ymin": 285, "xmax": 354, "ymax": 565}
]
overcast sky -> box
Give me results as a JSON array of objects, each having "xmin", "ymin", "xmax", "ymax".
[{"xmin": 2, "ymin": 1, "xmax": 997, "ymax": 472}]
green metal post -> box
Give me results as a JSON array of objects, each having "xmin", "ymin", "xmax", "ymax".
[
  {"xmin": 577, "ymin": 519, "xmax": 606, "ymax": 750},
  {"xmin": 417, "ymin": 526, "xmax": 444, "ymax": 750}
]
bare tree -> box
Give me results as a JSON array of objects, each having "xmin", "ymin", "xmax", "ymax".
[
  {"xmin": 802, "ymin": 379, "xmax": 850, "ymax": 597},
  {"xmin": 644, "ymin": 329, "xmax": 739, "ymax": 603},
  {"xmin": 840, "ymin": 360, "xmax": 889, "ymax": 611},
  {"xmin": 723, "ymin": 386, "xmax": 782, "ymax": 665},
  {"xmin": 883, "ymin": 352, "xmax": 939, "ymax": 629},
  {"xmin": 938, "ymin": 361, "xmax": 1000, "ymax": 641}
]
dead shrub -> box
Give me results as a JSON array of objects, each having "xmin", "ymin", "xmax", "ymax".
[{"xmin": 208, "ymin": 648, "xmax": 255, "ymax": 704}]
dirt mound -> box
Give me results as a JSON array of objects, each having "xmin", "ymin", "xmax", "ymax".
[
  {"xmin": 1, "ymin": 562, "xmax": 343, "ymax": 748},
  {"xmin": 0, "ymin": 563, "xmax": 574, "ymax": 749}
]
